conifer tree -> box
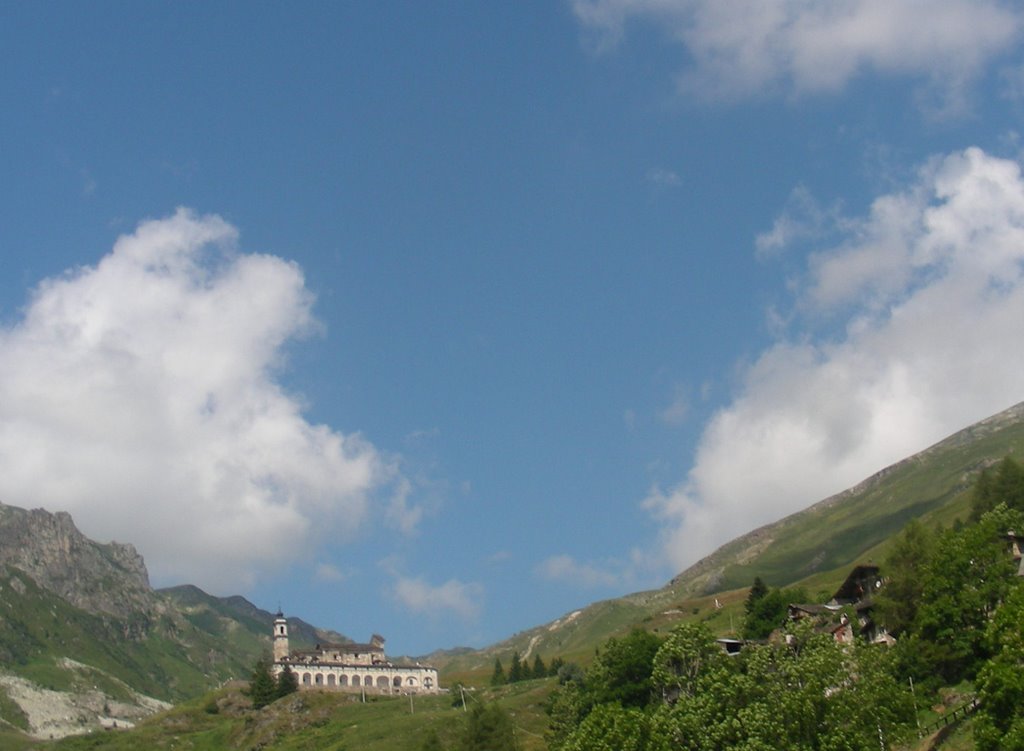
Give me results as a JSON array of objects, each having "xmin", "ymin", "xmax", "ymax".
[
  {"xmin": 248, "ymin": 656, "xmax": 277, "ymax": 709},
  {"xmin": 508, "ymin": 651, "xmax": 524, "ymax": 683},
  {"xmin": 490, "ymin": 657, "xmax": 507, "ymax": 686},
  {"xmin": 532, "ymin": 653, "xmax": 547, "ymax": 679},
  {"xmin": 276, "ymin": 664, "xmax": 299, "ymax": 699}
]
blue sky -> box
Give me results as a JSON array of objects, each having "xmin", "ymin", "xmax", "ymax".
[{"xmin": 3, "ymin": 2, "xmax": 1024, "ymax": 655}]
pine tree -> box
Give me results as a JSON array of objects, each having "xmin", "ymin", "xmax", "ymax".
[
  {"xmin": 745, "ymin": 576, "xmax": 769, "ymax": 615},
  {"xmin": 276, "ymin": 664, "xmax": 299, "ymax": 699},
  {"xmin": 249, "ymin": 656, "xmax": 277, "ymax": 709},
  {"xmin": 532, "ymin": 653, "xmax": 547, "ymax": 679},
  {"xmin": 508, "ymin": 651, "xmax": 524, "ymax": 683},
  {"xmin": 490, "ymin": 657, "xmax": 506, "ymax": 686}
]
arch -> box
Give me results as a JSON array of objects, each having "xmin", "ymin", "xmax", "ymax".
[
  {"xmin": 406, "ymin": 676, "xmax": 418, "ymax": 687},
  {"xmin": 352, "ymin": 675, "xmax": 361, "ymax": 687},
  {"xmin": 302, "ymin": 673, "xmax": 311, "ymax": 686},
  {"xmin": 339, "ymin": 674, "xmax": 349, "ymax": 686},
  {"xmin": 315, "ymin": 673, "xmax": 324, "ymax": 686},
  {"xmin": 393, "ymin": 676, "xmax": 402, "ymax": 688},
  {"xmin": 327, "ymin": 674, "xmax": 336, "ymax": 687},
  {"xmin": 424, "ymin": 676, "xmax": 434, "ymax": 689},
  {"xmin": 376, "ymin": 676, "xmax": 389, "ymax": 689}
]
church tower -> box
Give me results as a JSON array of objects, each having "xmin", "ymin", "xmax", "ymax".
[{"xmin": 273, "ymin": 612, "xmax": 289, "ymax": 662}]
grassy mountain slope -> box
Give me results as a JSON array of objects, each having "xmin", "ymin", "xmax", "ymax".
[{"xmin": 432, "ymin": 401, "xmax": 1024, "ymax": 681}]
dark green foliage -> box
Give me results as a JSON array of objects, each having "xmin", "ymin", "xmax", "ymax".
[
  {"xmin": 913, "ymin": 505, "xmax": 1023, "ymax": 683},
  {"xmin": 974, "ymin": 582, "xmax": 1024, "ymax": 750},
  {"xmin": 275, "ymin": 664, "xmax": 298, "ymax": 699},
  {"xmin": 490, "ymin": 657, "xmax": 506, "ymax": 687},
  {"xmin": 548, "ymin": 656, "xmax": 565, "ymax": 677},
  {"xmin": 508, "ymin": 651, "xmax": 524, "ymax": 683},
  {"xmin": 556, "ymin": 661, "xmax": 584, "ymax": 685},
  {"xmin": 874, "ymin": 518, "xmax": 934, "ymax": 635},
  {"xmin": 420, "ymin": 727, "xmax": 446, "ymax": 751},
  {"xmin": 744, "ymin": 576, "xmax": 768, "ymax": 614},
  {"xmin": 248, "ymin": 656, "xmax": 277, "ymax": 710},
  {"xmin": 546, "ymin": 680, "xmax": 588, "ymax": 751},
  {"xmin": 531, "ymin": 653, "xmax": 547, "ymax": 679},
  {"xmin": 741, "ymin": 585, "xmax": 806, "ymax": 640},
  {"xmin": 550, "ymin": 621, "xmax": 914, "ymax": 751},
  {"xmin": 971, "ymin": 456, "xmax": 1024, "ymax": 521},
  {"xmin": 562, "ymin": 703, "xmax": 650, "ymax": 751},
  {"xmin": 460, "ymin": 702, "xmax": 516, "ymax": 751},
  {"xmin": 585, "ymin": 628, "xmax": 663, "ymax": 709}
]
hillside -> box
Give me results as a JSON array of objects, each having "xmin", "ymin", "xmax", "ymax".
[
  {"xmin": 430, "ymin": 400, "xmax": 1024, "ymax": 680},
  {"xmin": 0, "ymin": 501, "xmax": 347, "ymax": 740},
  {"xmin": 4, "ymin": 401, "xmax": 1024, "ymax": 744}
]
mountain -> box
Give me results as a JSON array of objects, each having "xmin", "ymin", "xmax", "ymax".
[
  {"xmin": 5, "ymin": 400, "xmax": 1024, "ymax": 740},
  {"xmin": 0, "ymin": 500, "xmax": 345, "ymax": 740},
  {"xmin": 430, "ymin": 400, "xmax": 1024, "ymax": 680}
]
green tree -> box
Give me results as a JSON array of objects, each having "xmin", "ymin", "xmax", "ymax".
[
  {"xmin": 460, "ymin": 702, "xmax": 516, "ymax": 751},
  {"xmin": 248, "ymin": 656, "xmax": 277, "ymax": 710},
  {"xmin": 742, "ymin": 586, "xmax": 805, "ymax": 640},
  {"xmin": 585, "ymin": 629, "xmax": 663, "ymax": 709},
  {"xmin": 508, "ymin": 651, "xmax": 524, "ymax": 683},
  {"xmin": 745, "ymin": 576, "xmax": 769, "ymax": 614},
  {"xmin": 275, "ymin": 664, "xmax": 299, "ymax": 699},
  {"xmin": 914, "ymin": 505, "xmax": 1024, "ymax": 682},
  {"xmin": 546, "ymin": 680, "xmax": 589, "ymax": 751},
  {"xmin": 490, "ymin": 657, "xmax": 507, "ymax": 687},
  {"xmin": 548, "ymin": 656, "xmax": 565, "ymax": 677},
  {"xmin": 651, "ymin": 622, "xmax": 727, "ymax": 703},
  {"xmin": 974, "ymin": 582, "xmax": 1024, "ymax": 751},
  {"xmin": 874, "ymin": 518, "xmax": 934, "ymax": 636},
  {"xmin": 563, "ymin": 703, "xmax": 650, "ymax": 751},
  {"xmin": 971, "ymin": 456, "xmax": 1024, "ymax": 521},
  {"xmin": 649, "ymin": 622, "xmax": 913, "ymax": 751},
  {"xmin": 532, "ymin": 653, "xmax": 547, "ymax": 679}
]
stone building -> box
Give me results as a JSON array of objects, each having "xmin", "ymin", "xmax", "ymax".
[{"xmin": 271, "ymin": 613, "xmax": 440, "ymax": 695}]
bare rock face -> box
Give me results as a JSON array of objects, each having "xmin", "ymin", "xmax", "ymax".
[{"xmin": 0, "ymin": 501, "xmax": 153, "ymax": 618}]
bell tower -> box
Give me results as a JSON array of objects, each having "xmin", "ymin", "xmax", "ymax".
[{"xmin": 273, "ymin": 611, "xmax": 289, "ymax": 662}]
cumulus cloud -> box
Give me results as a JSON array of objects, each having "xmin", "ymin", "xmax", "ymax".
[
  {"xmin": 647, "ymin": 147, "xmax": 1024, "ymax": 573},
  {"xmin": 391, "ymin": 575, "xmax": 483, "ymax": 621},
  {"xmin": 572, "ymin": 0, "xmax": 1023, "ymax": 111},
  {"xmin": 0, "ymin": 209, "xmax": 402, "ymax": 591},
  {"xmin": 755, "ymin": 185, "xmax": 834, "ymax": 259}
]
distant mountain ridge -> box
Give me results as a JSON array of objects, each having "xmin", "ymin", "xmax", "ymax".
[
  {"xmin": 0, "ymin": 499, "xmax": 347, "ymax": 739},
  {"xmin": 430, "ymin": 400, "xmax": 1024, "ymax": 679}
]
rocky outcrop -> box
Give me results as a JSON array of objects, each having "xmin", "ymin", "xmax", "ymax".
[{"xmin": 0, "ymin": 501, "xmax": 152, "ymax": 618}]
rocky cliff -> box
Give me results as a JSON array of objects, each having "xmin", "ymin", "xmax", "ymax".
[{"xmin": 0, "ymin": 502, "xmax": 152, "ymax": 618}]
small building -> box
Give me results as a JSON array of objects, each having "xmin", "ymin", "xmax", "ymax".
[
  {"xmin": 787, "ymin": 565, "xmax": 893, "ymax": 646},
  {"xmin": 271, "ymin": 613, "xmax": 440, "ymax": 695}
]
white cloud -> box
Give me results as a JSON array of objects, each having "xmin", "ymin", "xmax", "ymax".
[
  {"xmin": 536, "ymin": 554, "xmax": 626, "ymax": 589},
  {"xmin": 315, "ymin": 563, "xmax": 350, "ymax": 583},
  {"xmin": 572, "ymin": 0, "xmax": 1023, "ymax": 111},
  {"xmin": 755, "ymin": 185, "xmax": 833, "ymax": 259},
  {"xmin": 659, "ymin": 384, "xmax": 689, "ymax": 426},
  {"xmin": 647, "ymin": 147, "xmax": 1024, "ymax": 573},
  {"xmin": 646, "ymin": 167, "xmax": 682, "ymax": 188},
  {"xmin": 0, "ymin": 208, "xmax": 402, "ymax": 591},
  {"xmin": 391, "ymin": 575, "xmax": 483, "ymax": 621}
]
